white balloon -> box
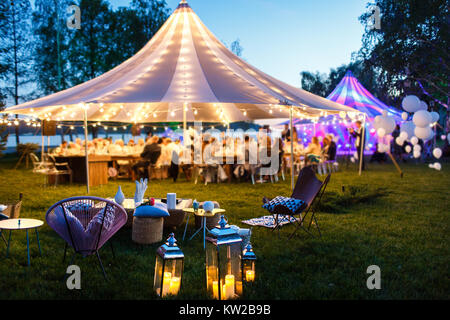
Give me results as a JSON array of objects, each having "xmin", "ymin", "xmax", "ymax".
[
  {"xmin": 374, "ymin": 115, "xmax": 396, "ymax": 134},
  {"xmin": 400, "ymin": 121, "xmax": 415, "ymax": 139},
  {"xmin": 430, "ymin": 111, "xmax": 439, "ymax": 123},
  {"xmin": 413, "ymin": 144, "xmax": 421, "ymax": 152},
  {"xmin": 414, "ymin": 126, "xmax": 433, "ymax": 140},
  {"xmin": 433, "ymin": 148, "xmax": 442, "ymax": 159},
  {"xmin": 350, "ymin": 157, "xmax": 355, "ymax": 163},
  {"xmin": 413, "ymin": 150, "xmax": 421, "ymax": 158},
  {"xmin": 413, "ymin": 110, "xmax": 432, "ymax": 128},
  {"xmin": 395, "ymin": 137, "xmax": 404, "ymax": 146},
  {"xmin": 410, "ymin": 136, "xmax": 419, "ymax": 145},
  {"xmin": 419, "ymin": 100, "xmax": 428, "ymax": 111},
  {"xmin": 433, "ymin": 162, "xmax": 441, "ymax": 171},
  {"xmin": 401, "ymin": 112, "xmax": 409, "ymax": 121},
  {"xmin": 400, "ymin": 131, "xmax": 408, "ymax": 140},
  {"xmin": 428, "ymin": 163, "xmax": 434, "ymax": 169},
  {"xmin": 405, "ymin": 145, "xmax": 412, "ymax": 153},
  {"xmin": 402, "ymin": 95, "xmax": 421, "ymax": 113},
  {"xmin": 441, "ymin": 135, "xmax": 447, "ymax": 140},
  {"xmin": 377, "ymin": 128, "xmax": 386, "ymax": 137}
]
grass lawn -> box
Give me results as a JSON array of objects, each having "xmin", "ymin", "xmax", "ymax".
[{"xmin": 0, "ymin": 155, "xmax": 448, "ymax": 300}]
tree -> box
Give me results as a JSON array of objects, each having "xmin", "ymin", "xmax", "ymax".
[
  {"xmin": 0, "ymin": 0, "xmax": 34, "ymax": 144},
  {"xmin": 0, "ymin": 93, "xmax": 8, "ymax": 157},
  {"xmin": 68, "ymin": 0, "xmax": 112, "ymax": 85},
  {"xmin": 300, "ymin": 71, "xmax": 329, "ymax": 97},
  {"xmin": 300, "ymin": 60, "xmax": 401, "ymax": 108},
  {"xmin": 105, "ymin": 7, "xmax": 147, "ymax": 69},
  {"xmin": 358, "ymin": 0, "xmax": 449, "ymax": 109},
  {"xmin": 131, "ymin": 0, "xmax": 169, "ymax": 47},
  {"xmin": 33, "ymin": 0, "xmax": 72, "ymax": 95}
]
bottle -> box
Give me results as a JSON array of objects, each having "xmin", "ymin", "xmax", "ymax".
[{"xmin": 115, "ymin": 186, "xmax": 125, "ymax": 206}]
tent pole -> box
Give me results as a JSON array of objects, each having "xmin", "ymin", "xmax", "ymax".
[
  {"xmin": 183, "ymin": 103, "xmax": 187, "ymax": 139},
  {"xmin": 358, "ymin": 113, "xmax": 366, "ymax": 176},
  {"xmin": 84, "ymin": 109, "xmax": 90, "ymax": 194},
  {"xmin": 41, "ymin": 124, "xmax": 44, "ymax": 162},
  {"xmin": 290, "ymin": 106, "xmax": 294, "ymax": 190}
]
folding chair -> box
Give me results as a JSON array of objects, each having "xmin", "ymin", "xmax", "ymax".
[{"xmin": 263, "ymin": 166, "xmax": 330, "ymax": 239}]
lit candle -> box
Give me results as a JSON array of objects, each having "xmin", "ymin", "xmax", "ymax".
[
  {"xmin": 161, "ymin": 272, "xmax": 172, "ymax": 297},
  {"xmin": 245, "ymin": 270, "xmax": 255, "ymax": 282},
  {"xmin": 212, "ymin": 281, "xmax": 219, "ymax": 299},
  {"xmin": 224, "ymin": 274, "xmax": 235, "ymax": 299},
  {"xmin": 235, "ymin": 281, "xmax": 243, "ymax": 296},
  {"xmin": 169, "ymin": 276, "xmax": 180, "ymax": 295}
]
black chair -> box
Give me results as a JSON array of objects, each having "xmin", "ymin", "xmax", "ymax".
[{"xmin": 263, "ymin": 166, "xmax": 330, "ymax": 238}]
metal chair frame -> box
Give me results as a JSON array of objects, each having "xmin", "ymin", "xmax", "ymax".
[{"xmin": 46, "ymin": 196, "xmax": 126, "ymax": 280}]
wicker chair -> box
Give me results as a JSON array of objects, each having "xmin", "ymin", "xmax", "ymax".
[{"xmin": 46, "ymin": 196, "xmax": 127, "ymax": 279}]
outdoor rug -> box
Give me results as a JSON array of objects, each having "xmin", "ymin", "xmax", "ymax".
[{"xmin": 242, "ymin": 215, "xmax": 299, "ymax": 228}]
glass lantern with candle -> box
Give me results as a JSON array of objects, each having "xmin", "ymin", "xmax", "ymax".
[
  {"xmin": 205, "ymin": 215, "xmax": 243, "ymax": 300},
  {"xmin": 242, "ymin": 243, "xmax": 256, "ymax": 282},
  {"xmin": 154, "ymin": 233, "xmax": 184, "ymax": 297}
]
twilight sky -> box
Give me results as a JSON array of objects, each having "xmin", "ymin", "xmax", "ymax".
[{"xmin": 109, "ymin": 0, "xmax": 368, "ymax": 88}]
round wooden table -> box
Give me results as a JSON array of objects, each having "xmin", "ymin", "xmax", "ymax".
[
  {"xmin": 182, "ymin": 208, "xmax": 225, "ymax": 249},
  {"xmin": 0, "ymin": 218, "xmax": 43, "ymax": 266}
]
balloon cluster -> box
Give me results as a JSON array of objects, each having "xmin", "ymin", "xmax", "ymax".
[{"xmin": 399, "ymin": 95, "xmax": 442, "ymax": 170}]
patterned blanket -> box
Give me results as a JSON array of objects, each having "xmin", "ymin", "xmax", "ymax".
[{"xmin": 242, "ymin": 215, "xmax": 298, "ymax": 228}]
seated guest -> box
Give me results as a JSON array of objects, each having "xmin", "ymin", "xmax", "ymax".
[
  {"xmin": 108, "ymin": 139, "xmax": 124, "ymax": 155},
  {"xmin": 67, "ymin": 142, "xmax": 81, "ymax": 155},
  {"xmin": 134, "ymin": 138, "xmax": 145, "ymax": 155},
  {"xmin": 53, "ymin": 141, "xmax": 68, "ymax": 155},
  {"xmin": 132, "ymin": 136, "xmax": 161, "ymax": 179},
  {"xmin": 303, "ymin": 137, "xmax": 321, "ymax": 164},
  {"xmin": 325, "ymin": 134, "xmax": 337, "ymax": 161}
]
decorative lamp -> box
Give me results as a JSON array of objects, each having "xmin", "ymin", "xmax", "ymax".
[
  {"xmin": 242, "ymin": 243, "xmax": 256, "ymax": 282},
  {"xmin": 205, "ymin": 215, "xmax": 242, "ymax": 300},
  {"xmin": 154, "ymin": 233, "xmax": 184, "ymax": 297}
]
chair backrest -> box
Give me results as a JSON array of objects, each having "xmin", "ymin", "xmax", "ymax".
[
  {"xmin": 45, "ymin": 196, "xmax": 127, "ymax": 256},
  {"xmin": 291, "ymin": 166, "xmax": 329, "ymax": 206},
  {"xmin": 29, "ymin": 153, "xmax": 40, "ymax": 165}
]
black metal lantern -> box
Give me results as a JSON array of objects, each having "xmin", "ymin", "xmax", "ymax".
[
  {"xmin": 242, "ymin": 243, "xmax": 256, "ymax": 282},
  {"xmin": 205, "ymin": 215, "xmax": 243, "ymax": 300},
  {"xmin": 154, "ymin": 233, "xmax": 184, "ymax": 297}
]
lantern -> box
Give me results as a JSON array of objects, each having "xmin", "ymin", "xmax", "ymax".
[
  {"xmin": 205, "ymin": 215, "xmax": 242, "ymax": 300},
  {"xmin": 242, "ymin": 243, "xmax": 256, "ymax": 282},
  {"xmin": 154, "ymin": 233, "xmax": 184, "ymax": 297}
]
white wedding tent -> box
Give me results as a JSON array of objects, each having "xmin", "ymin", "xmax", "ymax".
[
  {"xmin": 2, "ymin": 0, "xmax": 356, "ymax": 190},
  {"xmin": 3, "ymin": 0, "xmax": 353, "ymax": 123}
]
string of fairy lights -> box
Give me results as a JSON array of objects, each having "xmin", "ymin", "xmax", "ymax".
[{"xmin": 0, "ymin": 109, "xmax": 366, "ymax": 132}]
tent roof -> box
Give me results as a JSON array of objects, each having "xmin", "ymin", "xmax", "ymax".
[
  {"xmin": 2, "ymin": 0, "xmax": 354, "ymax": 123},
  {"xmin": 327, "ymin": 70, "xmax": 401, "ymax": 119}
]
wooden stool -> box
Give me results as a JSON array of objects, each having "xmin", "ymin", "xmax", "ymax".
[{"xmin": 132, "ymin": 217, "xmax": 163, "ymax": 244}]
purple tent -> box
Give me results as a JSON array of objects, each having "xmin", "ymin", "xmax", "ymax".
[{"xmin": 327, "ymin": 70, "xmax": 401, "ymax": 119}]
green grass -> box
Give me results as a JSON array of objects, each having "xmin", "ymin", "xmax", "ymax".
[{"xmin": 0, "ymin": 155, "xmax": 449, "ymax": 300}]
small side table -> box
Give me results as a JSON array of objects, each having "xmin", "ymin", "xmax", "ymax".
[
  {"xmin": 0, "ymin": 218, "xmax": 43, "ymax": 266},
  {"xmin": 182, "ymin": 208, "xmax": 225, "ymax": 249}
]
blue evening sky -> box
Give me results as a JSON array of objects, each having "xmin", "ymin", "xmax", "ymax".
[{"xmin": 110, "ymin": 0, "xmax": 369, "ymax": 87}]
